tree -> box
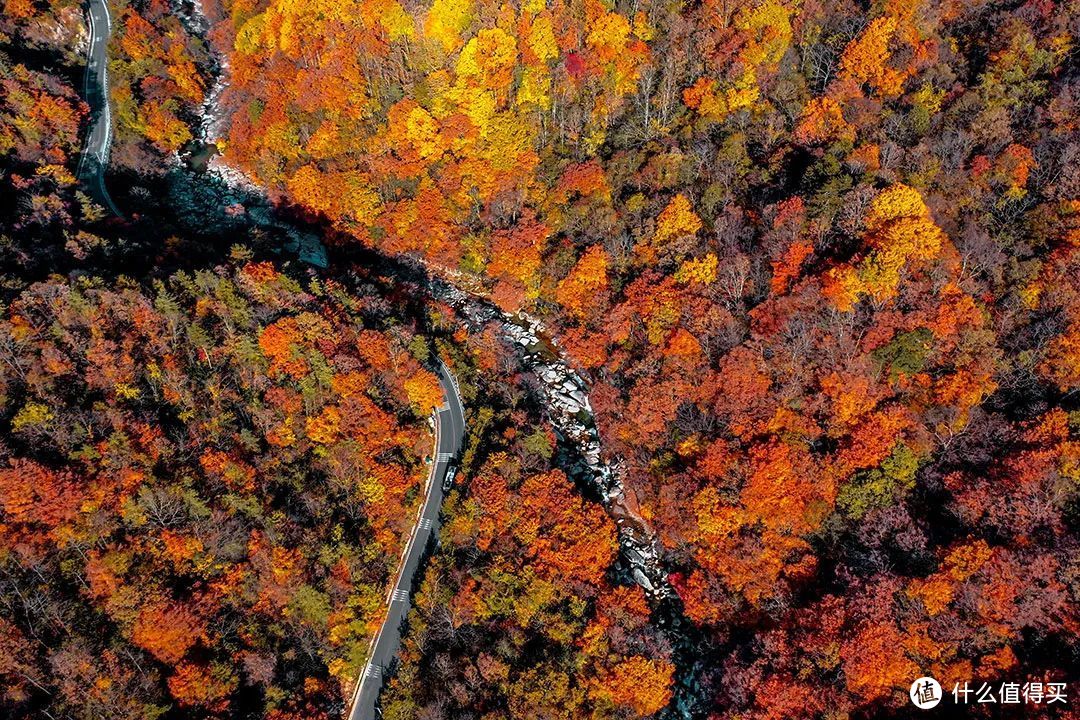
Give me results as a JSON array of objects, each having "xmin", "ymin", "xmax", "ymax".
[
  {"xmin": 591, "ymin": 656, "xmax": 675, "ymax": 716},
  {"xmin": 556, "ymin": 245, "xmax": 610, "ymax": 319},
  {"xmin": 824, "ymin": 184, "xmax": 946, "ymax": 310},
  {"xmin": 653, "ymin": 194, "xmax": 702, "ymax": 247},
  {"xmin": 131, "ymin": 601, "xmax": 206, "ymax": 665},
  {"xmin": 837, "ymin": 16, "xmax": 908, "ymax": 98}
]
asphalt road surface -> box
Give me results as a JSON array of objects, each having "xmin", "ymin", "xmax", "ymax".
[
  {"xmin": 77, "ymin": 0, "xmax": 122, "ymax": 217},
  {"xmin": 348, "ymin": 361, "xmax": 466, "ymax": 720},
  {"xmin": 78, "ymin": 1, "xmax": 465, "ymax": 707}
]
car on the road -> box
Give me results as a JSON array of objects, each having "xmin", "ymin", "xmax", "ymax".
[{"xmin": 442, "ymin": 463, "xmax": 458, "ymax": 492}]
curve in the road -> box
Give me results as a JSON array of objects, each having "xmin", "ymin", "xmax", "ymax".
[
  {"xmin": 79, "ymin": 2, "xmax": 465, "ymax": 707},
  {"xmin": 348, "ymin": 360, "xmax": 466, "ymax": 720},
  {"xmin": 77, "ymin": 0, "xmax": 123, "ymax": 217}
]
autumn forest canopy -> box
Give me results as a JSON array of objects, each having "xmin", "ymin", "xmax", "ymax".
[{"xmin": 3, "ymin": 0, "xmax": 1080, "ymax": 716}]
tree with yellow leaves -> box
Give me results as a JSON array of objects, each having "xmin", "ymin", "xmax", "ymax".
[
  {"xmin": 404, "ymin": 370, "xmax": 444, "ymax": 413},
  {"xmin": 825, "ymin": 184, "xmax": 946, "ymax": 310},
  {"xmin": 456, "ymin": 27, "xmax": 518, "ymax": 94},
  {"xmin": 683, "ymin": 0, "xmax": 794, "ymax": 123},
  {"xmin": 653, "ymin": 194, "xmax": 702, "ymax": 246},
  {"xmin": 674, "ymin": 253, "xmax": 718, "ymax": 285},
  {"xmin": 424, "ymin": 0, "xmax": 473, "ymax": 52}
]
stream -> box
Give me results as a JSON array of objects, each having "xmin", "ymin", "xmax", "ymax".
[
  {"xmin": 155, "ymin": 2, "xmax": 704, "ymax": 714},
  {"xmin": 173, "ymin": 0, "xmax": 676, "ymax": 607},
  {"xmin": 158, "ymin": 160, "xmax": 706, "ymax": 714},
  {"xmin": 424, "ymin": 279, "xmax": 676, "ymax": 600}
]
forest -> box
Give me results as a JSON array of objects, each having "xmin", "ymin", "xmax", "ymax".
[
  {"xmin": 2, "ymin": 0, "xmax": 1080, "ymax": 716},
  {"xmin": 211, "ymin": 0, "xmax": 1080, "ymax": 712}
]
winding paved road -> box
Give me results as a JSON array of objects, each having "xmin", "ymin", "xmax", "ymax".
[
  {"xmin": 348, "ymin": 360, "xmax": 466, "ymax": 720},
  {"xmin": 79, "ymin": 4, "xmax": 467, "ymax": 709},
  {"xmin": 77, "ymin": 0, "xmax": 122, "ymax": 217}
]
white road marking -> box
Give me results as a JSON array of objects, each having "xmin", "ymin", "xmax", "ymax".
[
  {"xmin": 77, "ymin": 1, "xmax": 121, "ymax": 215},
  {"xmin": 348, "ymin": 365, "xmax": 463, "ymax": 720}
]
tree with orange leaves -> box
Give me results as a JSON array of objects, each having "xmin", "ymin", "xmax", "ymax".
[
  {"xmin": 0, "ymin": 260, "xmax": 437, "ymax": 718},
  {"xmin": 167, "ymin": 662, "xmax": 238, "ymax": 711},
  {"xmin": 794, "ymin": 96, "xmax": 856, "ymax": 145},
  {"xmin": 591, "ymin": 656, "xmax": 675, "ymax": 716},
  {"xmin": 1041, "ymin": 323, "xmax": 1080, "ymax": 391},
  {"xmin": 841, "ymin": 624, "xmax": 919, "ymax": 701},
  {"xmin": 838, "ymin": 16, "xmax": 909, "ymax": 97},
  {"xmin": 556, "ymin": 245, "xmax": 610, "ymax": 319},
  {"xmin": 131, "ymin": 600, "xmax": 206, "ymax": 665}
]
